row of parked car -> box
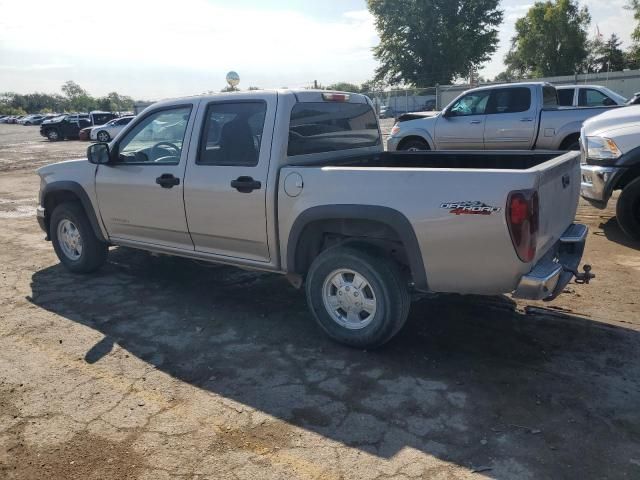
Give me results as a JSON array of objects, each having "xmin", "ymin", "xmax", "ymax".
[
  {"xmin": 1, "ymin": 111, "xmax": 136, "ymax": 142},
  {"xmin": 0, "ymin": 114, "xmax": 61, "ymax": 125}
]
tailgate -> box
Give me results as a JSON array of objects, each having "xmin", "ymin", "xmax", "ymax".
[{"xmin": 534, "ymin": 152, "xmax": 581, "ymax": 260}]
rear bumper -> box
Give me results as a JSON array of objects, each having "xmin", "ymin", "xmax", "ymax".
[
  {"xmin": 513, "ymin": 224, "xmax": 589, "ymax": 301},
  {"xmin": 580, "ymin": 165, "xmax": 623, "ymax": 209}
]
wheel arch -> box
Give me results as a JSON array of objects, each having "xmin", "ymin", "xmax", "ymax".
[
  {"xmin": 286, "ymin": 205, "xmax": 428, "ymax": 291},
  {"xmin": 42, "ymin": 181, "xmax": 108, "ymax": 243}
]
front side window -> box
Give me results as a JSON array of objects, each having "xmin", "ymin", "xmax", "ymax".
[
  {"xmin": 198, "ymin": 102, "xmax": 267, "ymax": 166},
  {"xmin": 557, "ymin": 88, "xmax": 575, "ymax": 106},
  {"xmin": 579, "ymin": 89, "xmax": 615, "ymax": 107},
  {"xmin": 117, "ymin": 106, "xmax": 191, "ymax": 164},
  {"xmin": 287, "ymin": 102, "xmax": 379, "ymax": 156},
  {"xmin": 448, "ymin": 91, "xmax": 491, "ymax": 117},
  {"xmin": 487, "ymin": 88, "xmax": 531, "ymax": 114}
]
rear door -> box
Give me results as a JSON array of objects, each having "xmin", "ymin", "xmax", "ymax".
[
  {"xmin": 483, "ymin": 87, "xmax": 536, "ymax": 150},
  {"xmin": 436, "ymin": 90, "xmax": 490, "ymax": 149},
  {"xmin": 182, "ymin": 95, "xmax": 276, "ymax": 262}
]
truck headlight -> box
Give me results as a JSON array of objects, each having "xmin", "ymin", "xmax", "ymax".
[
  {"xmin": 585, "ymin": 136, "xmax": 622, "ymax": 162},
  {"xmin": 390, "ymin": 124, "xmax": 400, "ymax": 136}
]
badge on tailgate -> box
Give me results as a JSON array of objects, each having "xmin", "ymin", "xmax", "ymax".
[{"xmin": 441, "ymin": 201, "xmax": 502, "ymax": 215}]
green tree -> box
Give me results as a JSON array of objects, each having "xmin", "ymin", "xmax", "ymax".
[
  {"xmin": 326, "ymin": 82, "xmax": 362, "ymax": 93},
  {"xmin": 505, "ymin": 0, "xmax": 591, "ymax": 77},
  {"xmin": 593, "ymin": 34, "xmax": 627, "ymax": 72},
  {"xmin": 626, "ymin": 1, "xmax": 640, "ymax": 67},
  {"xmin": 367, "ymin": 0, "xmax": 503, "ymax": 86}
]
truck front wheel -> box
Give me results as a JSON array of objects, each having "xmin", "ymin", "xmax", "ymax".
[
  {"xmin": 616, "ymin": 177, "xmax": 640, "ymax": 241},
  {"xmin": 47, "ymin": 129, "xmax": 60, "ymax": 141},
  {"xmin": 50, "ymin": 202, "xmax": 108, "ymax": 273},
  {"xmin": 305, "ymin": 246, "xmax": 410, "ymax": 349}
]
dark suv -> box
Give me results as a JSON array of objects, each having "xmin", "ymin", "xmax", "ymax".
[{"xmin": 40, "ymin": 112, "xmax": 117, "ymax": 141}]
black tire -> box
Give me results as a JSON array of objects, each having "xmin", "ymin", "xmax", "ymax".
[
  {"xmin": 305, "ymin": 245, "xmax": 410, "ymax": 349},
  {"xmin": 616, "ymin": 177, "xmax": 640, "ymax": 241},
  {"xmin": 97, "ymin": 130, "xmax": 110, "ymax": 142},
  {"xmin": 50, "ymin": 202, "xmax": 108, "ymax": 273},
  {"xmin": 561, "ymin": 135, "xmax": 580, "ymax": 151},
  {"xmin": 398, "ymin": 138, "xmax": 430, "ymax": 151},
  {"xmin": 47, "ymin": 129, "xmax": 60, "ymax": 141}
]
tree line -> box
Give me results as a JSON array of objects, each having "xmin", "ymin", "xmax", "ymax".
[
  {"xmin": 367, "ymin": 0, "xmax": 640, "ymax": 86},
  {"xmin": 0, "ymin": 81, "xmax": 135, "ymax": 115}
]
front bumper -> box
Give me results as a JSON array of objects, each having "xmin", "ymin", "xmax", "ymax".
[
  {"xmin": 513, "ymin": 223, "xmax": 591, "ymax": 301},
  {"xmin": 386, "ymin": 136, "xmax": 401, "ymax": 151},
  {"xmin": 580, "ymin": 164, "xmax": 622, "ymax": 209},
  {"xmin": 36, "ymin": 206, "xmax": 47, "ymax": 234}
]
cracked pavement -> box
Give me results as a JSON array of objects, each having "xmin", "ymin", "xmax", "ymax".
[{"xmin": 1, "ymin": 124, "xmax": 639, "ymax": 479}]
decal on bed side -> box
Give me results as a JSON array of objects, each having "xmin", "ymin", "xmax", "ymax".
[{"xmin": 441, "ymin": 201, "xmax": 502, "ymax": 215}]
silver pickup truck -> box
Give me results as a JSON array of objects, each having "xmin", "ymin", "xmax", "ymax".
[
  {"xmin": 36, "ymin": 90, "xmax": 593, "ymax": 349},
  {"xmin": 388, "ymin": 82, "xmax": 618, "ymax": 152}
]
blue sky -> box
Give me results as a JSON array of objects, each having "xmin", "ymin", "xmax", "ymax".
[{"xmin": 0, "ymin": 0, "xmax": 635, "ymax": 99}]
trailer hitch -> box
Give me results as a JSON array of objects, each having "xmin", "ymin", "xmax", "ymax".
[{"xmin": 563, "ymin": 264, "xmax": 595, "ymax": 284}]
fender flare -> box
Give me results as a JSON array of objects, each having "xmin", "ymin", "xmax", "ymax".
[
  {"xmin": 42, "ymin": 181, "xmax": 108, "ymax": 243},
  {"xmin": 395, "ymin": 127, "xmax": 436, "ymax": 150},
  {"xmin": 286, "ymin": 205, "xmax": 428, "ymax": 291}
]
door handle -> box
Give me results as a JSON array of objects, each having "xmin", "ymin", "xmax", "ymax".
[
  {"xmin": 155, "ymin": 173, "xmax": 180, "ymax": 188},
  {"xmin": 470, "ymin": 119, "xmax": 482, "ymax": 124},
  {"xmin": 231, "ymin": 176, "xmax": 262, "ymax": 193},
  {"xmin": 520, "ymin": 118, "xmax": 534, "ymax": 122}
]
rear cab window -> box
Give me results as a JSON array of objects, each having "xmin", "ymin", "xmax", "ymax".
[{"xmin": 287, "ymin": 102, "xmax": 379, "ymax": 156}]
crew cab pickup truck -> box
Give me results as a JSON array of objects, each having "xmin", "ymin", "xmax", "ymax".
[
  {"xmin": 36, "ymin": 90, "xmax": 593, "ymax": 348},
  {"xmin": 581, "ymin": 105, "xmax": 640, "ymax": 240},
  {"xmin": 387, "ymin": 82, "xmax": 618, "ymax": 152},
  {"xmin": 40, "ymin": 111, "xmax": 117, "ymax": 141}
]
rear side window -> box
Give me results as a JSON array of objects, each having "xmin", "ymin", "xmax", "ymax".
[
  {"xmin": 287, "ymin": 102, "xmax": 379, "ymax": 156},
  {"xmin": 198, "ymin": 101, "xmax": 267, "ymax": 166},
  {"xmin": 557, "ymin": 88, "xmax": 574, "ymax": 106},
  {"xmin": 542, "ymin": 86, "xmax": 558, "ymax": 107},
  {"xmin": 487, "ymin": 88, "xmax": 531, "ymax": 114}
]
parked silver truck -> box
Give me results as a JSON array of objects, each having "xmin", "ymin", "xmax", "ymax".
[
  {"xmin": 36, "ymin": 90, "xmax": 594, "ymax": 348},
  {"xmin": 581, "ymin": 105, "xmax": 640, "ymax": 240},
  {"xmin": 387, "ymin": 82, "xmax": 619, "ymax": 152}
]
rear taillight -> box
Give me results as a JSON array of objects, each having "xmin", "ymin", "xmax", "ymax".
[{"xmin": 506, "ymin": 190, "xmax": 539, "ymax": 262}]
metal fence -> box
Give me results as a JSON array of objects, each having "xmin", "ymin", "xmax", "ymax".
[{"xmin": 362, "ymin": 87, "xmax": 438, "ymax": 117}]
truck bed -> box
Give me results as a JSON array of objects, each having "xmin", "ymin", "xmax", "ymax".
[
  {"xmin": 279, "ymin": 150, "xmax": 582, "ymax": 295},
  {"xmin": 288, "ymin": 151, "xmax": 563, "ymax": 170}
]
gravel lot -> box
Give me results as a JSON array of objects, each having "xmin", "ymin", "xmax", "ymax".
[{"xmin": 1, "ymin": 123, "xmax": 639, "ymax": 479}]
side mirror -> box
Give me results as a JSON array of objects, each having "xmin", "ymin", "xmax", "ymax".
[
  {"xmin": 442, "ymin": 109, "xmax": 451, "ymax": 119},
  {"xmin": 87, "ymin": 143, "xmax": 111, "ymax": 164}
]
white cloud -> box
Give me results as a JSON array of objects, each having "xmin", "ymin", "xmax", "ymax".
[{"xmin": 0, "ymin": 0, "xmax": 379, "ymax": 92}]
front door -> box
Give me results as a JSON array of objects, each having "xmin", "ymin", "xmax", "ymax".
[
  {"xmin": 483, "ymin": 86, "xmax": 537, "ymax": 150},
  {"xmin": 95, "ymin": 104, "xmax": 196, "ymax": 250},
  {"xmin": 183, "ymin": 95, "xmax": 276, "ymax": 262},
  {"xmin": 436, "ymin": 90, "xmax": 490, "ymax": 150}
]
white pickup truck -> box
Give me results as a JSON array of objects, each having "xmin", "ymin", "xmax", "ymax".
[
  {"xmin": 388, "ymin": 82, "xmax": 618, "ymax": 152},
  {"xmin": 36, "ymin": 90, "xmax": 594, "ymax": 348}
]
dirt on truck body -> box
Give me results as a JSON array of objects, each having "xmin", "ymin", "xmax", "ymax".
[{"xmin": 0, "ymin": 123, "xmax": 639, "ymax": 480}]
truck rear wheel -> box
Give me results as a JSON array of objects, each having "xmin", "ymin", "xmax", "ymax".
[
  {"xmin": 50, "ymin": 202, "xmax": 108, "ymax": 273},
  {"xmin": 305, "ymin": 246, "xmax": 410, "ymax": 349},
  {"xmin": 616, "ymin": 177, "xmax": 640, "ymax": 241}
]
